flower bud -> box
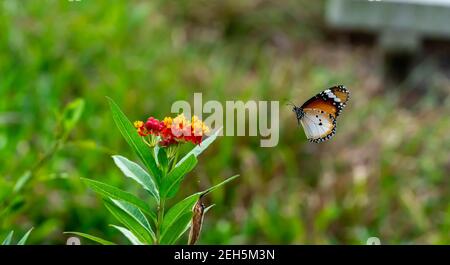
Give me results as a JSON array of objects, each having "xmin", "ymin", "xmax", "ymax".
[{"xmin": 145, "ymin": 117, "xmax": 161, "ymax": 132}]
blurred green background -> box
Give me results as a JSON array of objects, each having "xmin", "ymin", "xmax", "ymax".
[{"xmin": 1, "ymin": 0, "xmax": 449, "ymax": 244}]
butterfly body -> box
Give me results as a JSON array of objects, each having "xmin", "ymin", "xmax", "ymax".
[{"xmin": 292, "ymin": 85, "xmax": 349, "ymax": 143}]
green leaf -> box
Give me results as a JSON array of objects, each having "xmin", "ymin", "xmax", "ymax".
[
  {"xmin": 112, "ymin": 155, "xmax": 159, "ymax": 203},
  {"xmin": 0, "ymin": 178, "xmax": 13, "ymax": 204},
  {"xmin": 110, "ymin": 225, "xmax": 144, "ymax": 245},
  {"xmin": 82, "ymin": 178, "xmax": 156, "ymax": 222},
  {"xmin": 157, "ymin": 148, "xmax": 169, "ymax": 174},
  {"xmin": 104, "ymin": 200, "xmax": 154, "ymax": 244},
  {"xmin": 161, "ymin": 174, "xmax": 239, "ymax": 240},
  {"xmin": 107, "ymin": 98, "xmax": 161, "ymax": 185},
  {"xmin": 1, "ymin": 231, "xmax": 13, "ymax": 245},
  {"xmin": 64, "ymin": 232, "xmax": 116, "ymax": 245},
  {"xmin": 110, "ymin": 199, "xmax": 156, "ymax": 242},
  {"xmin": 160, "ymin": 212, "xmax": 192, "ymax": 245},
  {"xmin": 202, "ymin": 174, "xmax": 239, "ymax": 196},
  {"xmin": 13, "ymin": 171, "xmax": 31, "ymax": 193},
  {"xmin": 161, "ymin": 155, "xmax": 197, "ymax": 198},
  {"xmin": 176, "ymin": 127, "xmax": 222, "ymax": 167},
  {"xmin": 154, "ymin": 142, "xmax": 160, "ymax": 165},
  {"xmin": 161, "ymin": 193, "xmax": 199, "ymax": 239},
  {"xmin": 62, "ymin": 98, "xmax": 85, "ymax": 134},
  {"xmin": 17, "ymin": 227, "xmax": 33, "ymax": 245}
]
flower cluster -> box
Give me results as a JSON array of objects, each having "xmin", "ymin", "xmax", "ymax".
[{"xmin": 134, "ymin": 114, "xmax": 210, "ymax": 147}]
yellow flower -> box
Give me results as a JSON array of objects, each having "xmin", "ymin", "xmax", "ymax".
[
  {"xmin": 191, "ymin": 116, "xmax": 209, "ymax": 136},
  {"xmin": 135, "ymin": 113, "xmax": 209, "ymax": 145},
  {"xmin": 163, "ymin": 117, "xmax": 173, "ymax": 128},
  {"xmin": 172, "ymin": 113, "xmax": 189, "ymax": 130},
  {"xmin": 134, "ymin": 120, "xmax": 144, "ymax": 129},
  {"xmin": 170, "ymin": 113, "xmax": 188, "ymax": 136},
  {"xmin": 133, "ymin": 120, "xmax": 148, "ymax": 136},
  {"xmin": 202, "ymin": 123, "xmax": 210, "ymax": 134},
  {"xmin": 173, "ymin": 113, "xmax": 187, "ymax": 124},
  {"xmin": 191, "ymin": 115, "xmax": 200, "ymax": 123}
]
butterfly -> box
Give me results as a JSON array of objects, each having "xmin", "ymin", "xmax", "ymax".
[{"xmin": 291, "ymin": 85, "xmax": 350, "ymax": 143}]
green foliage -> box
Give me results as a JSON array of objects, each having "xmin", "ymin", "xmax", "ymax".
[
  {"xmin": 64, "ymin": 232, "xmax": 115, "ymax": 245},
  {"xmin": 161, "ymin": 212, "xmax": 192, "ymax": 245},
  {"xmin": 1, "ymin": 228, "xmax": 33, "ymax": 245},
  {"xmin": 1, "ymin": 231, "xmax": 13, "ymax": 245},
  {"xmin": 0, "ymin": 98, "xmax": 84, "ymax": 242},
  {"xmin": 77, "ymin": 99, "xmax": 238, "ymax": 244},
  {"xmin": 175, "ymin": 128, "xmax": 222, "ymax": 167},
  {"xmin": 161, "ymin": 193, "xmax": 201, "ymax": 240},
  {"xmin": 110, "ymin": 225, "xmax": 143, "ymax": 245},
  {"xmin": 81, "ymin": 178, "xmax": 156, "ymax": 221},
  {"xmin": 107, "ymin": 98, "xmax": 162, "ymax": 185},
  {"xmin": 103, "ymin": 199, "xmax": 154, "ymax": 244},
  {"xmin": 112, "ymin": 155, "xmax": 159, "ymax": 203},
  {"xmin": 161, "ymin": 155, "xmax": 197, "ymax": 199},
  {"xmin": 62, "ymin": 99, "xmax": 85, "ymax": 138},
  {"xmin": 161, "ymin": 175, "xmax": 239, "ymax": 244},
  {"xmin": 1, "ymin": 0, "xmax": 449, "ymax": 245}
]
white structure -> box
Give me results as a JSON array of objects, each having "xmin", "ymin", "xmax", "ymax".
[{"xmin": 326, "ymin": 0, "xmax": 450, "ymax": 51}]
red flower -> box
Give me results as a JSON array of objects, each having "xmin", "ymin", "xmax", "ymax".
[
  {"xmin": 145, "ymin": 117, "xmax": 163, "ymax": 132},
  {"xmin": 133, "ymin": 121, "xmax": 149, "ymax": 136},
  {"xmin": 135, "ymin": 114, "xmax": 210, "ymax": 147}
]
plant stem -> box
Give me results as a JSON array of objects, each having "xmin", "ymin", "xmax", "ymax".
[
  {"xmin": 155, "ymin": 145, "xmax": 178, "ymax": 244},
  {"xmin": 169, "ymin": 145, "xmax": 180, "ymax": 168},
  {"xmin": 1, "ymin": 122, "xmax": 66, "ymax": 226},
  {"xmin": 156, "ymin": 199, "xmax": 165, "ymax": 244}
]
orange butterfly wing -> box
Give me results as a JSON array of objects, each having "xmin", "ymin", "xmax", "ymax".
[
  {"xmin": 300, "ymin": 85, "xmax": 350, "ymax": 118},
  {"xmin": 301, "ymin": 99, "xmax": 338, "ymax": 117}
]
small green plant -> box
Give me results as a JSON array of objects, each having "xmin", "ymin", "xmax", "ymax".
[
  {"xmin": 1, "ymin": 228, "xmax": 33, "ymax": 245},
  {"xmin": 0, "ymin": 99, "xmax": 84, "ymax": 239},
  {"xmin": 67, "ymin": 98, "xmax": 238, "ymax": 245}
]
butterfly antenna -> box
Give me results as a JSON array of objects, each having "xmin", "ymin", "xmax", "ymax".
[{"xmin": 285, "ymin": 100, "xmax": 297, "ymax": 108}]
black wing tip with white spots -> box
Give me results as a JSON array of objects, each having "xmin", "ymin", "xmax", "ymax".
[
  {"xmin": 332, "ymin": 85, "xmax": 348, "ymax": 92},
  {"xmin": 319, "ymin": 85, "xmax": 350, "ymax": 116},
  {"xmin": 333, "ymin": 85, "xmax": 350, "ymax": 101},
  {"xmin": 334, "ymin": 84, "xmax": 347, "ymax": 90},
  {"xmin": 336, "ymin": 86, "xmax": 350, "ymax": 114}
]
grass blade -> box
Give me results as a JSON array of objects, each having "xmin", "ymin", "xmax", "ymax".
[
  {"xmin": 1, "ymin": 231, "xmax": 14, "ymax": 245},
  {"xmin": 17, "ymin": 228, "xmax": 33, "ymax": 245},
  {"xmin": 64, "ymin": 232, "xmax": 116, "ymax": 245}
]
